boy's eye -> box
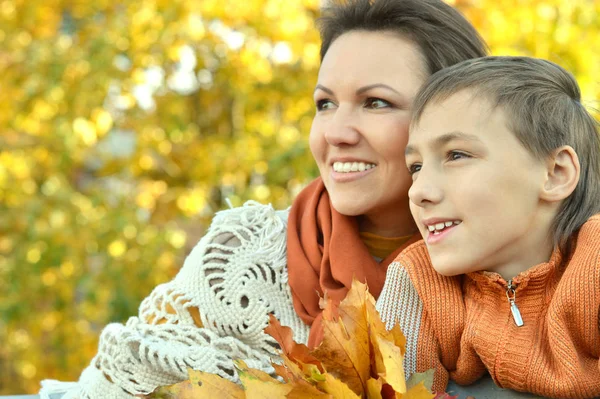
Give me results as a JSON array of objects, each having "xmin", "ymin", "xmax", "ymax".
[
  {"xmin": 407, "ymin": 163, "xmax": 422, "ymax": 175},
  {"xmin": 316, "ymin": 99, "xmax": 336, "ymax": 111},
  {"xmin": 364, "ymin": 98, "xmax": 391, "ymax": 109},
  {"xmin": 448, "ymin": 151, "xmax": 470, "ymax": 161}
]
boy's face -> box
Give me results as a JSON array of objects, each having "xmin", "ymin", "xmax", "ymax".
[{"xmin": 406, "ymin": 91, "xmax": 552, "ymax": 278}]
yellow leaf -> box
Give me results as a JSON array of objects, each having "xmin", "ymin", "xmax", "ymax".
[
  {"xmin": 312, "ymin": 279, "xmax": 371, "ymax": 394},
  {"xmin": 188, "ymin": 368, "xmax": 245, "ymax": 398},
  {"xmin": 237, "ymin": 359, "xmax": 295, "ymax": 398},
  {"xmin": 403, "ymin": 380, "xmax": 435, "ymax": 399},
  {"xmin": 235, "ymin": 359, "xmax": 279, "ymax": 382},
  {"xmin": 366, "ymin": 377, "xmax": 384, "ymax": 399},
  {"xmin": 145, "ymin": 379, "xmax": 199, "ymax": 399},
  {"xmin": 406, "ymin": 370, "xmax": 434, "ymax": 392},
  {"xmin": 317, "ymin": 373, "xmax": 361, "ymax": 399},
  {"xmin": 372, "ymin": 334, "xmax": 406, "ymax": 393},
  {"xmin": 241, "ymin": 375, "xmax": 293, "ymax": 399},
  {"xmin": 365, "ymin": 287, "xmax": 406, "ymax": 355},
  {"xmin": 286, "ymin": 379, "xmax": 333, "ymax": 398}
]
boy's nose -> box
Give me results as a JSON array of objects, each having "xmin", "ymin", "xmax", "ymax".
[{"xmin": 408, "ymin": 169, "xmax": 444, "ymax": 207}]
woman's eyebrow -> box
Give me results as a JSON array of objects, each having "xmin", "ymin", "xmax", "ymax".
[
  {"xmin": 356, "ymin": 83, "xmax": 402, "ymax": 96},
  {"xmin": 314, "ymin": 83, "xmax": 403, "ymax": 97},
  {"xmin": 314, "ymin": 84, "xmax": 333, "ymax": 95}
]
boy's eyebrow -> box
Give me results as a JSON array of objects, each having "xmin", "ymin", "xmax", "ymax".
[{"xmin": 405, "ymin": 131, "xmax": 481, "ymax": 156}]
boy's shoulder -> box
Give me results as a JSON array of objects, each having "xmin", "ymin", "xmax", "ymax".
[
  {"xmin": 574, "ymin": 213, "xmax": 600, "ymax": 257},
  {"xmin": 581, "ymin": 213, "xmax": 600, "ymax": 228},
  {"xmin": 564, "ymin": 213, "xmax": 600, "ymax": 280}
]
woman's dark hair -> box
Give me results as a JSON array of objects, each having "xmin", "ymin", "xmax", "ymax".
[{"xmin": 318, "ymin": 0, "xmax": 488, "ymax": 75}]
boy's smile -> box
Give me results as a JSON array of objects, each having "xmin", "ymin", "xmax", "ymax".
[{"xmin": 405, "ymin": 91, "xmax": 555, "ymax": 279}]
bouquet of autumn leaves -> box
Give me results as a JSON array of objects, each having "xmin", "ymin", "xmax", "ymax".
[{"xmin": 146, "ymin": 279, "xmax": 454, "ymax": 399}]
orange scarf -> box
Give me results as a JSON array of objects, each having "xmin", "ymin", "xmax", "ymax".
[{"xmin": 287, "ymin": 178, "xmax": 420, "ymax": 347}]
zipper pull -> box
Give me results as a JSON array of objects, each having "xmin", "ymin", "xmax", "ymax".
[{"xmin": 506, "ymin": 279, "xmax": 524, "ymax": 327}]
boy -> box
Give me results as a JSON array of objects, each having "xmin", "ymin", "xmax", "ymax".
[{"xmin": 377, "ymin": 56, "xmax": 600, "ymax": 398}]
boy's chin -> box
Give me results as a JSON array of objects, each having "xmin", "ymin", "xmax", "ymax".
[{"xmin": 430, "ymin": 256, "xmax": 469, "ymax": 277}]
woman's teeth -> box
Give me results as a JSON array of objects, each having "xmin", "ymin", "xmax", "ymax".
[
  {"xmin": 333, "ymin": 161, "xmax": 377, "ymax": 173},
  {"xmin": 428, "ymin": 221, "xmax": 461, "ymax": 234}
]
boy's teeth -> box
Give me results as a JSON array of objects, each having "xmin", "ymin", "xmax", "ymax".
[
  {"xmin": 333, "ymin": 161, "xmax": 376, "ymax": 173},
  {"xmin": 427, "ymin": 220, "xmax": 462, "ymax": 234}
]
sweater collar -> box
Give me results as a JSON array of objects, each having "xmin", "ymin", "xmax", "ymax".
[{"xmin": 466, "ymin": 247, "xmax": 564, "ymax": 291}]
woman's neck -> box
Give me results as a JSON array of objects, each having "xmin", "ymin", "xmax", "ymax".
[{"xmin": 357, "ymin": 203, "xmax": 418, "ymax": 238}]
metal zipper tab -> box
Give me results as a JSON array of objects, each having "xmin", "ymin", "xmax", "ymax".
[{"xmin": 506, "ymin": 279, "xmax": 524, "ymax": 327}]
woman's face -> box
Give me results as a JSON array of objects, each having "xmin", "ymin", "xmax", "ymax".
[{"xmin": 310, "ymin": 31, "xmax": 427, "ymax": 235}]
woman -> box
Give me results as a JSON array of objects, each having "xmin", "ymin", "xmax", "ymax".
[{"xmin": 41, "ymin": 0, "xmax": 487, "ymax": 397}]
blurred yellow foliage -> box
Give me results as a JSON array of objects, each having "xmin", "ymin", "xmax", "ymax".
[{"xmin": 0, "ymin": 0, "xmax": 598, "ymax": 394}]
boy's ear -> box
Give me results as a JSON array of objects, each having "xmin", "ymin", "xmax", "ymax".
[{"xmin": 541, "ymin": 145, "xmax": 580, "ymax": 202}]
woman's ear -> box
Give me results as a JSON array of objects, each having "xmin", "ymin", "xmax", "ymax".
[{"xmin": 541, "ymin": 145, "xmax": 580, "ymax": 202}]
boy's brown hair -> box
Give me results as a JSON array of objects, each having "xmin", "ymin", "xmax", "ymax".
[
  {"xmin": 317, "ymin": 0, "xmax": 488, "ymax": 74},
  {"xmin": 412, "ymin": 56, "xmax": 600, "ymax": 253}
]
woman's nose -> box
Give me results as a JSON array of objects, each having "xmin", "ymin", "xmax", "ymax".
[
  {"xmin": 323, "ymin": 106, "xmax": 361, "ymax": 146},
  {"xmin": 408, "ymin": 167, "xmax": 444, "ymax": 207}
]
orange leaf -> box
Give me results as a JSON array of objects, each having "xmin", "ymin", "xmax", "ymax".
[{"xmin": 265, "ymin": 314, "xmax": 324, "ymax": 372}]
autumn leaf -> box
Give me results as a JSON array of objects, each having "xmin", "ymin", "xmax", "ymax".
[
  {"xmin": 404, "ymin": 381, "xmax": 436, "ymax": 399},
  {"xmin": 407, "ymin": 370, "xmax": 434, "ymax": 392},
  {"xmin": 144, "ymin": 381, "xmax": 197, "ymax": 399},
  {"xmin": 366, "ymin": 378, "xmax": 384, "ymax": 399},
  {"xmin": 145, "ymin": 368, "xmax": 244, "ymax": 399},
  {"xmin": 317, "ymin": 373, "xmax": 362, "ymax": 399},
  {"xmin": 312, "ymin": 279, "xmax": 372, "ymax": 394},
  {"xmin": 372, "ymin": 334, "xmax": 406, "ymax": 393},
  {"xmin": 433, "ymin": 393, "xmax": 459, "ymax": 399},
  {"xmin": 153, "ymin": 278, "xmax": 457, "ymax": 398},
  {"xmin": 285, "ymin": 381, "xmax": 333, "ymax": 399},
  {"xmin": 265, "ymin": 314, "xmax": 324, "ymax": 373},
  {"xmin": 188, "ymin": 369, "xmax": 245, "ymax": 398}
]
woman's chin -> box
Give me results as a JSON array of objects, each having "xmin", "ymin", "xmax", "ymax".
[{"xmin": 329, "ymin": 198, "xmax": 368, "ymax": 217}]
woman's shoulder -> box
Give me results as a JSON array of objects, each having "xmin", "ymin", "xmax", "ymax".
[
  {"xmin": 210, "ymin": 200, "xmax": 290, "ymax": 231},
  {"xmin": 173, "ymin": 201, "xmax": 308, "ymax": 342},
  {"xmin": 179, "ymin": 201, "xmax": 291, "ymax": 281}
]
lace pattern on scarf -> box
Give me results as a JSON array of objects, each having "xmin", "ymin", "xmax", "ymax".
[{"xmin": 43, "ymin": 202, "xmax": 309, "ymax": 399}]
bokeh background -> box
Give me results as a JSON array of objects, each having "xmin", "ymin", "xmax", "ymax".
[{"xmin": 1, "ymin": 0, "xmax": 598, "ymax": 394}]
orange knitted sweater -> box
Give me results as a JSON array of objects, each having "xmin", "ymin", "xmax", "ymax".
[{"xmin": 378, "ymin": 215, "xmax": 600, "ymax": 398}]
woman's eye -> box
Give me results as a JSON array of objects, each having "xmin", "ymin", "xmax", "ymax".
[
  {"xmin": 316, "ymin": 99, "xmax": 336, "ymax": 111},
  {"xmin": 364, "ymin": 98, "xmax": 391, "ymax": 109},
  {"xmin": 407, "ymin": 163, "xmax": 422, "ymax": 175}
]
